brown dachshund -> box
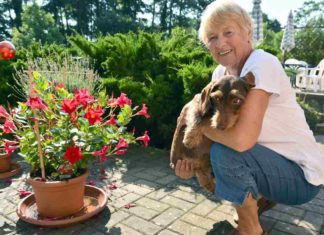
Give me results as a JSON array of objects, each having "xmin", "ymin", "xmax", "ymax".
[{"xmin": 170, "ymin": 72, "xmax": 255, "ymax": 192}]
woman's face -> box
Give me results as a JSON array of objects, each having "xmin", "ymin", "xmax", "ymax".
[{"xmin": 206, "ymin": 21, "xmax": 252, "ymax": 71}]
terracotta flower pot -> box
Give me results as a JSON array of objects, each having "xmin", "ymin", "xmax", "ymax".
[
  {"xmin": 0, "ymin": 153, "xmax": 11, "ymax": 173},
  {"xmin": 27, "ymin": 170, "xmax": 90, "ymax": 218}
]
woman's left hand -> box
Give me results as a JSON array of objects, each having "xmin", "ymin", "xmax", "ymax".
[{"xmin": 175, "ymin": 159, "xmax": 195, "ymax": 179}]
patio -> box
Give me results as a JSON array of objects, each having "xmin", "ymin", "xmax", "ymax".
[{"xmin": 1, "ymin": 137, "xmax": 324, "ymax": 235}]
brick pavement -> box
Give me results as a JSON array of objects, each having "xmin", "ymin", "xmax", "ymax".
[{"xmin": 1, "ymin": 137, "xmax": 324, "ymax": 235}]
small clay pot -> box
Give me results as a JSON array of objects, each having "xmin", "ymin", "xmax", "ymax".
[
  {"xmin": 27, "ymin": 170, "xmax": 90, "ymax": 218},
  {"xmin": 0, "ymin": 153, "xmax": 11, "ymax": 173}
]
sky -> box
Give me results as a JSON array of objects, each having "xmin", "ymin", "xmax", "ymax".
[{"xmin": 234, "ymin": 0, "xmax": 306, "ymax": 26}]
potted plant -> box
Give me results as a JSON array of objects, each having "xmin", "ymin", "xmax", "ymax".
[
  {"xmin": 0, "ymin": 105, "xmax": 19, "ymax": 173},
  {"xmin": 10, "ymin": 70, "xmax": 150, "ymax": 218}
]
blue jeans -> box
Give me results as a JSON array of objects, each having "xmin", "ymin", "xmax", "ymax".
[{"xmin": 210, "ymin": 143, "xmax": 320, "ymax": 206}]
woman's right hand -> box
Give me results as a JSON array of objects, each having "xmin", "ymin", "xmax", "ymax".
[{"xmin": 175, "ymin": 159, "xmax": 195, "ymax": 180}]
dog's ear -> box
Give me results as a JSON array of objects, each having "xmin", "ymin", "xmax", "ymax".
[
  {"xmin": 241, "ymin": 72, "xmax": 255, "ymax": 88},
  {"xmin": 199, "ymin": 82, "xmax": 213, "ymax": 116}
]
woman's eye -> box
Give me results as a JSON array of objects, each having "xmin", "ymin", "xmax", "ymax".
[{"xmin": 225, "ymin": 31, "xmax": 233, "ymax": 36}]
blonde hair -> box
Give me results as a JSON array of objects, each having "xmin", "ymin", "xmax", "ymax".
[{"xmin": 198, "ymin": 0, "xmax": 253, "ymax": 46}]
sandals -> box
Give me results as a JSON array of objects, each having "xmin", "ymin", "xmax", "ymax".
[{"xmin": 257, "ymin": 197, "xmax": 277, "ymax": 217}]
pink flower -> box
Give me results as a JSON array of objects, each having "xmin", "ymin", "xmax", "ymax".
[
  {"xmin": 92, "ymin": 145, "xmax": 109, "ymax": 161},
  {"xmin": 3, "ymin": 120, "xmax": 16, "ymax": 133},
  {"xmin": 104, "ymin": 115, "xmax": 117, "ymax": 126},
  {"xmin": 116, "ymin": 93, "xmax": 132, "ymax": 108},
  {"xmin": 75, "ymin": 88, "xmax": 94, "ymax": 107},
  {"xmin": 25, "ymin": 96, "xmax": 47, "ymax": 110},
  {"xmin": 116, "ymin": 139, "xmax": 128, "ymax": 150},
  {"xmin": 116, "ymin": 149, "xmax": 127, "ymax": 155},
  {"xmin": 61, "ymin": 98, "xmax": 78, "ymax": 115},
  {"xmin": 4, "ymin": 139, "xmax": 19, "ymax": 154},
  {"xmin": 0, "ymin": 105, "xmax": 10, "ymax": 118},
  {"xmin": 107, "ymin": 97, "xmax": 118, "ymax": 107},
  {"xmin": 85, "ymin": 106, "xmax": 104, "ymax": 125},
  {"xmin": 64, "ymin": 146, "xmax": 83, "ymax": 164},
  {"xmin": 137, "ymin": 103, "xmax": 150, "ymax": 119},
  {"xmin": 136, "ymin": 131, "xmax": 150, "ymax": 147},
  {"xmin": 18, "ymin": 189, "xmax": 32, "ymax": 198}
]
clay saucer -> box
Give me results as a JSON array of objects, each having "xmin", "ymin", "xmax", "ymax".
[
  {"xmin": 0, "ymin": 162, "xmax": 21, "ymax": 179},
  {"xmin": 17, "ymin": 185, "xmax": 108, "ymax": 227}
]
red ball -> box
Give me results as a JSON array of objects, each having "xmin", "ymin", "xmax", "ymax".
[{"xmin": 0, "ymin": 41, "xmax": 16, "ymax": 60}]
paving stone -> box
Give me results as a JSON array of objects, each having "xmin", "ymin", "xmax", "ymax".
[
  {"xmin": 143, "ymin": 168, "xmax": 168, "ymax": 178},
  {"xmin": 263, "ymin": 209, "xmax": 302, "ymax": 225},
  {"xmin": 273, "ymin": 204, "xmax": 305, "ymax": 217},
  {"xmin": 106, "ymin": 210, "xmax": 131, "ymax": 227},
  {"xmin": 135, "ymin": 171, "xmax": 159, "ymax": 181},
  {"xmin": 315, "ymin": 189, "xmax": 324, "ymax": 200},
  {"xmin": 122, "ymin": 205, "xmax": 160, "ymax": 220},
  {"xmin": 152, "ymin": 208, "xmax": 184, "ymax": 227},
  {"xmin": 170, "ymin": 190, "xmax": 205, "ymax": 204},
  {"xmin": 207, "ymin": 210, "xmax": 236, "ymax": 225},
  {"xmin": 259, "ymin": 216, "xmax": 277, "ymax": 232},
  {"xmin": 298, "ymin": 211, "xmax": 324, "ymax": 232},
  {"xmin": 122, "ymin": 183, "xmax": 153, "ymax": 196},
  {"xmin": 180, "ymin": 212, "xmax": 215, "ymax": 230},
  {"xmin": 110, "ymin": 192, "xmax": 142, "ymax": 209},
  {"xmin": 296, "ymin": 202, "xmax": 324, "ymax": 215},
  {"xmin": 156, "ymin": 175, "xmax": 178, "ymax": 185},
  {"xmin": 135, "ymin": 179, "xmax": 162, "ymax": 190},
  {"xmin": 191, "ymin": 199, "xmax": 220, "ymax": 216},
  {"xmin": 157, "ymin": 229, "xmax": 179, "ymax": 235},
  {"xmin": 123, "ymin": 215, "xmax": 162, "ymax": 235},
  {"xmin": 147, "ymin": 188, "xmax": 172, "ymax": 200},
  {"xmin": 275, "ymin": 221, "xmax": 318, "ymax": 235},
  {"xmin": 109, "ymin": 223, "xmax": 143, "ymax": 235},
  {"xmin": 215, "ymin": 204, "xmax": 236, "ymax": 216},
  {"xmin": 161, "ymin": 196, "xmax": 195, "ymax": 211},
  {"xmin": 136, "ymin": 197, "xmax": 170, "ymax": 212},
  {"xmin": 168, "ymin": 220, "xmax": 207, "ymax": 235}
]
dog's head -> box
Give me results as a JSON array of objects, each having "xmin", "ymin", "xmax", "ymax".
[{"xmin": 199, "ymin": 72, "xmax": 255, "ymax": 130}]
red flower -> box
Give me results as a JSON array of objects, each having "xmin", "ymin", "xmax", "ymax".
[
  {"xmin": 3, "ymin": 120, "xmax": 16, "ymax": 133},
  {"xmin": 85, "ymin": 106, "xmax": 104, "ymax": 125},
  {"xmin": 92, "ymin": 145, "xmax": 109, "ymax": 161},
  {"xmin": 116, "ymin": 149, "xmax": 127, "ymax": 155},
  {"xmin": 0, "ymin": 105, "xmax": 10, "ymax": 118},
  {"xmin": 116, "ymin": 93, "xmax": 132, "ymax": 108},
  {"xmin": 136, "ymin": 131, "xmax": 150, "ymax": 147},
  {"xmin": 116, "ymin": 138, "xmax": 128, "ymax": 150},
  {"xmin": 137, "ymin": 103, "xmax": 150, "ymax": 119},
  {"xmin": 61, "ymin": 98, "xmax": 78, "ymax": 115},
  {"xmin": 18, "ymin": 189, "xmax": 32, "ymax": 198},
  {"xmin": 75, "ymin": 88, "xmax": 94, "ymax": 107},
  {"xmin": 64, "ymin": 146, "xmax": 83, "ymax": 164},
  {"xmin": 4, "ymin": 139, "xmax": 19, "ymax": 154},
  {"xmin": 104, "ymin": 115, "xmax": 117, "ymax": 126},
  {"xmin": 25, "ymin": 96, "xmax": 47, "ymax": 110}
]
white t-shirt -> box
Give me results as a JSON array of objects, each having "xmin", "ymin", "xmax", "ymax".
[{"xmin": 212, "ymin": 49, "xmax": 324, "ymax": 186}]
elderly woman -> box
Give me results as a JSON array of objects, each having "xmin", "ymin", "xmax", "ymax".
[{"xmin": 174, "ymin": 1, "xmax": 323, "ymax": 235}]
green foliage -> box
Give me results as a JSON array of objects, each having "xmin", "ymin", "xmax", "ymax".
[
  {"xmin": 297, "ymin": 98, "xmax": 321, "ymax": 130},
  {"xmin": 69, "ymin": 28, "xmax": 213, "ymax": 148},
  {"xmin": 12, "ymin": 3, "xmax": 64, "ymax": 47}
]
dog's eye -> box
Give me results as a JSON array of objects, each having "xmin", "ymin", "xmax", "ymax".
[
  {"xmin": 232, "ymin": 98, "xmax": 242, "ymax": 105},
  {"xmin": 215, "ymin": 97, "xmax": 222, "ymax": 103}
]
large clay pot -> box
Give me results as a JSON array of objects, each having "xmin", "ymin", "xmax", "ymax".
[
  {"xmin": 0, "ymin": 153, "xmax": 11, "ymax": 172},
  {"xmin": 27, "ymin": 170, "xmax": 89, "ymax": 218}
]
